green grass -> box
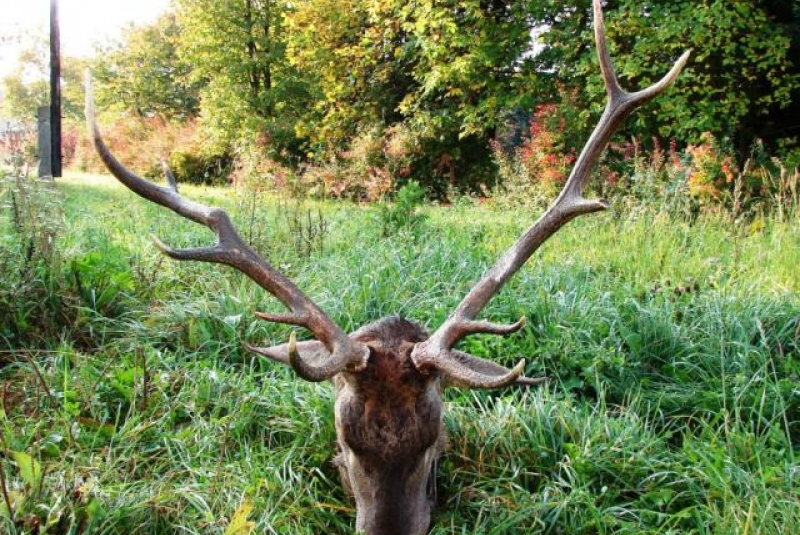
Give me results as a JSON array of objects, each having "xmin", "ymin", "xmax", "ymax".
[{"xmin": 1, "ymin": 172, "xmax": 798, "ymax": 534}]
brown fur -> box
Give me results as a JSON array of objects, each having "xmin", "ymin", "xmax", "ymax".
[{"xmin": 333, "ymin": 317, "xmax": 444, "ymax": 535}]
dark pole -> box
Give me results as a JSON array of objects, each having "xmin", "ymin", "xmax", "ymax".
[{"xmin": 50, "ymin": 0, "xmax": 62, "ymax": 177}]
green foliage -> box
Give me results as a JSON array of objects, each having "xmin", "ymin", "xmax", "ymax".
[
  {"xmin": 166, "ymin": 147, "xmax": 232, "ymax": 186},
  {"xmin": 0, "ymin": 171, "xmax": 73, "ymax": 347},
  {"xmin": 0, "ymin": 33, "xmax": 49, "ymax": 122},
  {"xmin": 377, "ymin": 180, "xmax": 426, "ymax": 236},
  {"xmin": 4, "ymin": 0, "xmax": 799, "ymax": 192},
  {"xmin": 10, "ymin": 451, "xmax": 42, "ymax": 491},
  {"xmin": 0, "ymin": 32, "xmax": 85, "ymax": 122},
  {"xmin": 1, "ymin": 74, "xmax": 47, "ymax": 123},
  {"xmin": 286, "ymin": 0, "xmax": 543, "ymax": 192},
  {"xmin": 286, "ymin": 0, "xmax": 389, "ymax": 146},
  {"xmin": 393, "ymin": 0, "xmax": 538, "ymax": 138},
  {"xmin": 70, "ymin": 248, "xmax": 136, "ymax": 317},
  {"xmin": 92, "ymin": 12, "xmax": 202, "ymax": 120},
  {"xmin": 291, "ymin": 0, "xmax": 536, "ymax": 138},
  {"xmin": 492, "ymin": 114, "xmax": 799, "ymax": 221},
  {"xmin": 176, "ymin": 0, "xmax": 314, "ymax": 158},
  {"xmin": 532, "ymin": 0, "xmax": 800, "ymax": 155}
]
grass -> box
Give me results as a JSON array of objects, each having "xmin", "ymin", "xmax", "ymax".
[{"xmin": 1, "ymin": 171, "xmax": 798, "ymax": 534}]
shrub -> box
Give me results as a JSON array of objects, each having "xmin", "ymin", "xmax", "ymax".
[
  {"xmin": 301, "ymin": 126, "xmax": 411, "ymax": 201},
  {"xmin": 165, "ymin": 148, "xmax": 231, "ymax": 185},
  {"xmin": 685, "ymin": 132, "xmax": 736, "ymax": 206},
  {"xmin": 0, "ymin": 124, "xmax": 36, "ymax": 172},
  {"xmin": 229, "ymin": 135, "xmax": 300, "ymax": 194},
  {"xmin": 683, "ymin": 134, "xmax": 798, "ymax": 218},
  {"xmin": 599, "ymin": 136, "xmax": 696, "ymax": 219},
  {"xmin": 492, "ymin": 104, "xmax": 577, "ymax": 208},
  {"xmin": 65, "ymin": 116, "xmax": 231, "ymax": 185},
  {"xmin": 377, "ymin": 180, "xmax": 426, "ymax": 236},
  {"xmin": 0, "ymin": 170, "xmax": 152, "ymax": 349},
  {"xmin": 491, "ymin": 121, "xmax": 798, "ymax": 220}
]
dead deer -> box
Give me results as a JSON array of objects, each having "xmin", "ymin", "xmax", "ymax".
[{"xmin": 84, "ymin": 2, "xmax": 688, "ymax": 533}]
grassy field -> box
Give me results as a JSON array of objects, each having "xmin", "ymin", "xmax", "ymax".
[{"xmin": 1, "ymin": 172, "xmax": 799, "ymax": 534}]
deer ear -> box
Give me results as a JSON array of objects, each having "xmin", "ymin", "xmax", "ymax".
[{"xmin": 245, "ymin": 340, "xmax": 329, "ymax": 368}]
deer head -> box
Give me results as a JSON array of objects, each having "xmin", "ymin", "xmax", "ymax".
[{"xmin": 84, "ymin": 2, "xmax": 688, "ymax": 533}]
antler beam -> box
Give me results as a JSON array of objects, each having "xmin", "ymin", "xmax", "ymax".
[
  {"xmin": 411, "ymin": 0, "xmax": 691, "ymax": 385},
  {"xmin": 85, "ymin": 74, "xmax": 369, "ymax": 381}
]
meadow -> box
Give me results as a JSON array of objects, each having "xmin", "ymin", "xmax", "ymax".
[{"xmin": 1, "ymin": 171, "xmax": 798, "ymax": 534}]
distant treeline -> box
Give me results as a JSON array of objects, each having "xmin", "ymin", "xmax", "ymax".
[{"xmin": 3, "ymin": 0, "xmax": 799, "ymax": 193}]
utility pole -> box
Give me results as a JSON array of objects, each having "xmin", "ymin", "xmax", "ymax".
[{"xmin": 50, "ymin": 0, "xmax": 62, "ymax": 177}]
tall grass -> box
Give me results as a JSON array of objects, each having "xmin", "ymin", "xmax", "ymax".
[{"xmin": 1, "ymin": 173, "xmax": 797, "ymax": 533}]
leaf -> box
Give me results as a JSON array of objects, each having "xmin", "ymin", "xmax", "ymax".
[
  {"xmin": 646, "ymin": 487, "xmax": 674, "ymax": 507},
  {"xmin": 224, "ymin": 499, "xmax": 256, "ymax": 535},
  {"xmin": 0, "ymin": 490, "xmax": 23, "ymax": 519},
  {"xmin": 562, "ymin": 377, "xmax": 584, "ymax": 391},
  {"xmin": 11, "ymin": 451, "xmax": 42, "ymax": 490},
  {"xmin": 41, "ymin": 433, "xmax": 65, "ymax": 457},
  {"xmin": 86, "ymin": 497, "xmax": 107, "ymax": 522}
]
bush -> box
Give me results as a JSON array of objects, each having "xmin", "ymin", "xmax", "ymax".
[
  {"xmin": 165, "ymin": 148, "xmax": 231, "ymax": 185},
  {"xmin": 301, "ymin": 126, "xmax": 411, "ymax": 201},
  {"xmin": 492, "ymin": 104, "xmax": 577, "ymax": 209},
  {"xmin": 66, "ymin": 116, "xmax": 231, "ymax": 185},
  {"xmin": 0, "ymin": 170, "xmax": 151, "ymax": 349},
  {"xmin": 491, "ymin": 118, "xmax": 798, "ymax": 220},
  {"xmin": 376, "ymin": 180, "xmax": 426, "ymax": 236},
  {"xmin": 681, "ymin": 134, "xmax": 798, "ymax": 218},
  {"xmin": 229, "ymin": 135, "xmax": 300, "ymax": 193},
  {"xmin": 0, "ymin": 124, "xmax": 36, "ymax": 172}
]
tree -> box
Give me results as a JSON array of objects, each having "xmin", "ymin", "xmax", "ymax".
[
  {"xmin": 394, "ymin": 0, "xmax": 539, "ymax": 138},
  {"xmin": 176, "ymin": 0, "xmax": 312, "ymax": 156},
  {"xmin": 288, "ymin": 0, "xmax": 545, "ymax": 190},
  {"xmin": 1, "ymin": 31, "xmax": 84, "ymax": 123},
  {"xmin": 530, "ymin": 0, "xmax": 800, "ymax": 157},
  {"xmin": 92, "ymin": 12, "xmax": 201, "ymax": 120},
  {"xmin": 286, "ymin": 0, "xmax": 406, "ymax": 147},
  {"xmin": 1, "ymin": 33, "xmax": 49, "ymax": 122},
  {"xmin": 759, "ymin": 0, "xmax": 800, "ymax": 154}
]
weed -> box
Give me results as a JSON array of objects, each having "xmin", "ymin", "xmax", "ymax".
[
  {"xmin": 0, "ymin": 171, "xmax": 73, "ymax": 348},
  {"xmin": 377, "ymin": 181, "xmax": 427, "ymax": 237}
]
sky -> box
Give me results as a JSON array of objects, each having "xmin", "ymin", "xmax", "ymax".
[{"xmin": 0, "ymin": 0, "xmax": 172, "ymax": 78}]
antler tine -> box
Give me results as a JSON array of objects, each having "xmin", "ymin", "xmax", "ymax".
[
  {"xmin": 560, "ymin": 1, "xmax": 691, "ymax": 205},
  {"xmin": 85, "ymin": 72, "xmax": 368, "ymax": 382},
  {"xmin": 161, "ymin": 159, "xmax": 179, "ymax": 193},
  {"xmin": 411, "ymin": 0, "xmax": 690, "ymax": 386},
  {"xmin": 593, "ymin": 0, "xmax": 623, "ymax": 101}
]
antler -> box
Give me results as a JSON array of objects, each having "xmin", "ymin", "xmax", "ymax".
[
  {"xmin": 411, "ymin": 0, "xmax": 691, "ymax": 387},
  {"xmin": 84, "ymin": 73, "xmax": 369, "ymax": 382}
]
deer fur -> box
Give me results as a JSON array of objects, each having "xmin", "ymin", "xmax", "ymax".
[{"xmin": 333, "ymin": 317, "xmax": 443, "ymax": 534}]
